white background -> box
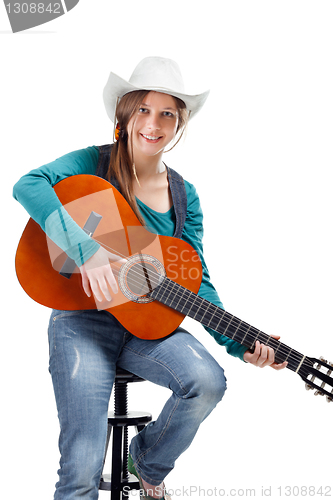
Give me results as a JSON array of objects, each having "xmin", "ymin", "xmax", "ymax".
[{"xmin": 1, "ymin": 1, "xmax": 333, "ymax": 499}]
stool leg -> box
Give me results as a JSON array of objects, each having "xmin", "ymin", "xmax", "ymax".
[
  {"xmin": 122, "ymin": 426, "xmax": 129, "ymax": 482},
  {"xmin": 110, "ymin": 426, "xmax": 123, "ymax": 500},
  {"xmin": 111, "ymin": 380, "xmax": 129, "ymax": 499}
]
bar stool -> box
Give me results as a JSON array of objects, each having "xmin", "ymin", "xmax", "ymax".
[{"xmin": 99, "ymin": 367, "xmax": 152, "ymax": 499}]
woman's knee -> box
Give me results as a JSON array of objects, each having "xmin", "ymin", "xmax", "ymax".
[
  {"xmin": 184, "ymin": 362, "xmax": 227, "ymax": 407},
  {"xmin": 201, "ymin": 365, "xmax": 226, "ymax": 405}
]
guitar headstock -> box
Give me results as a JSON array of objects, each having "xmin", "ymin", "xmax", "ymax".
[{"xmin": 298, "ymin": 356, "xmax": 333, "ymax": 403}]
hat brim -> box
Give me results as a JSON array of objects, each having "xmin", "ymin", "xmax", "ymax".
[{"xmin": 103, "ymin": 71, "xmax": 210, "ymax": 123}]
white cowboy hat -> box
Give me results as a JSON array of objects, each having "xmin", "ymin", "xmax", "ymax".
[{"xmin": 103, "ymin": 56, "xmax": 210, "ymax": 122}]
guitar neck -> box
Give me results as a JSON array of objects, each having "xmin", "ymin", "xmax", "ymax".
[{"xmin": 151, "ymin": 277, "xmax": 307, "ymax": 373}]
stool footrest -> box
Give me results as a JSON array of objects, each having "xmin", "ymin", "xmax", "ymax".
[{"xmin": 99, "ymin": 473, "xmax": 141, "ymax": 492}]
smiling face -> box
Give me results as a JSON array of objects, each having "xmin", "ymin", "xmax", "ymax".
[{"xmin": 127, "ymin": 91, "xmax": 179, "ymax": 161}]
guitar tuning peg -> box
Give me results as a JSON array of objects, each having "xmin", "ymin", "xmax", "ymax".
[
  {"xmin": 314, "ymin": 390, "xmax": 324, "ymax": 396},
  {"xmin": 327, "ymin": 396, "xmax": 333, "ymax": 403},
  {"xmin": 305, "ymin": 369, "xmax": 317, "ymax": 391},
  {"xmin": 319, "ymin": 357, "xmax": 327, "ymax": 363}
]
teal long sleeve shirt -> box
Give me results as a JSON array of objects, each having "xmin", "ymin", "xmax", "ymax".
[{"xmin": 13, "ymin": 146, "xmax": 247, "ymax": 361}]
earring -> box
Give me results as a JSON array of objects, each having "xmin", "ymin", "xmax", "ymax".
[{"xmin": 115, "ymin": 123, "xmax": 121, "ymax": 141}]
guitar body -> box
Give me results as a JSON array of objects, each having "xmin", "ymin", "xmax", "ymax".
[{"xmin": 15, "ymin": 175, "xmax": 202, "ymax": 339}]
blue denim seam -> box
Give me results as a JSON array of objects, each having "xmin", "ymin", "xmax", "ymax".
[
  {"xmin": 133, "ymin": 396, "xmax": 181, "ymax": 486},
  {"xmin": 50, "ymin": 319, "xmax": 62, "ymax": 457}
]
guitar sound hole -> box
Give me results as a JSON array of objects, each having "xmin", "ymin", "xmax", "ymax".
[
  {"xmin": 118, "ymin": 254, "xmax": 166, "ymax": 304},
  {"xmin": 126, "ymin": 263, "xmax": 157, "ymax": 296}
]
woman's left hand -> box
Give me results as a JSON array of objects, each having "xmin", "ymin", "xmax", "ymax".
[{"xmin": 243, "ymin": 335, "xmax": 288, "ymax": 370}]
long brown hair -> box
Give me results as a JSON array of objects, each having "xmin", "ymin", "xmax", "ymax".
[{"xmin": 107, "ymin": 90, "xmax": 189, "ymax": 224}]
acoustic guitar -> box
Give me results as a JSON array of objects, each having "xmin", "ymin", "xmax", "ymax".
[{"xmin": 15, "ymin": 175, "xmax": 333, "ymax": 403}]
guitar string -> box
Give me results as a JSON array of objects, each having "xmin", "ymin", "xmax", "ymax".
[
  {"xmin": 113, "ymin": 266, "xmax": 320, "ymax": 371},
  {"xmin": 157, "ymin": 278, "xmax": 330, "ymax": 373},
  {"xmin": 88, "ymin": 240, "xmax": 318, "ymax": 371},
  {"xmin": 103, "ymin": 265, "xmax": 332, "ymax": 376},
  {"xmin": 101, "ymin": 271, "xmax": 327, "ymax": 374},
  {"xmin": 66, "ymin": 235, "xmax": 331, "ymax": 384},
  {"xmin": 89, "ymin": 238, "xmax": 328, "ymax": 371},
  {"xmin": 112, "ymin": 258, "xmax": 332, "ymax": 381},
  {"xmin": 83, "ymin": 234, "xmax": 331, "ymax": 376}
]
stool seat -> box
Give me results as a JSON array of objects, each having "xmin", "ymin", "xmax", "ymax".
[
  {"xmin": 113, "ymin": 367, "xmax": 146, "ymax": 383},
  {"xmin": 99, "ymin": 367, "xmax": 152, "ymax": 499}
]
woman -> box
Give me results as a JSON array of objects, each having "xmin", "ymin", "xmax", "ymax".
[{"xmin": 13, "ymin": 57, "xmax": 287, "ymax": 500}]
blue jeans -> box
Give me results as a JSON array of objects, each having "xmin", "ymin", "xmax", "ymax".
[{"xmin": 48, "ymin": 309, "xmax": 227, "ymax": 499}]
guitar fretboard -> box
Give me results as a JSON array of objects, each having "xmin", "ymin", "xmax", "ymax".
[{"xmin": 151, "ymin": 277, "xmax": 306, "ymax": 373}]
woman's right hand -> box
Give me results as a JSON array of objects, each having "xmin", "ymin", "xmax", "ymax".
[{"xmin": 79, "ymin": 246, "xmax": 126, "ymax": 303}]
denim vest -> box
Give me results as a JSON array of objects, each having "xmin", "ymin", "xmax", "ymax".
[{"xmin": 95, "ymin": 144, "xmax": 187, "ymax": 239}]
